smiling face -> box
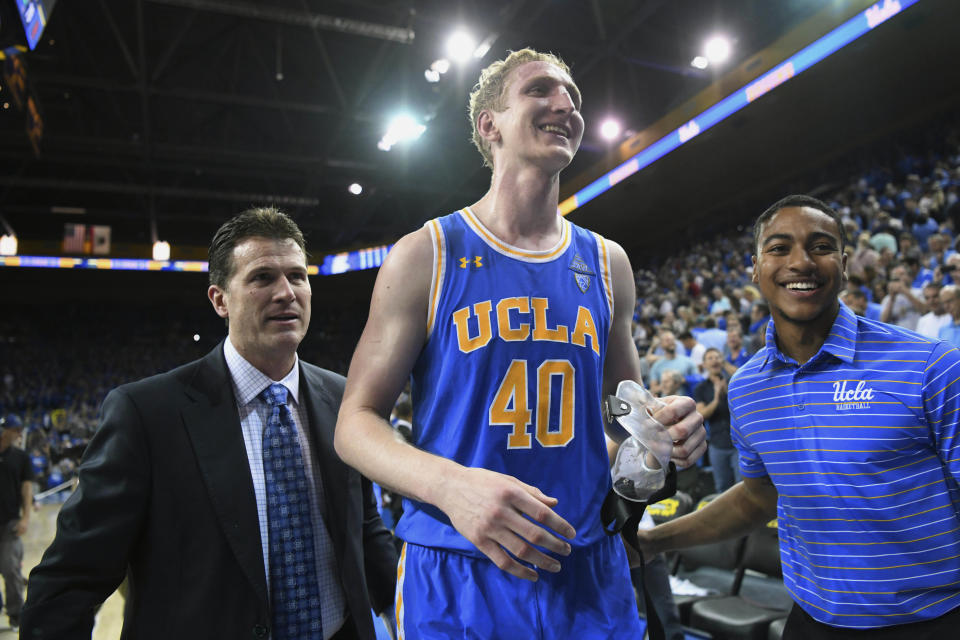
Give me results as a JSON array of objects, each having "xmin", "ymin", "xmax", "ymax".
[
  {"xmin": 208, "ymin": 236, "xmax": 311, "ymax": 379},
  {"xmin": 483, "ymin": 60, "xmax": 584, "ymax": 173},
  {"xmin": 752, "ymin": 206, "xmax": 846, "ymax": 331}
]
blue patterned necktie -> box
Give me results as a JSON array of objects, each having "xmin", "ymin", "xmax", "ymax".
[{"xmin": 261, "ymin": 383, "xmax": 323, "ymax": 640}]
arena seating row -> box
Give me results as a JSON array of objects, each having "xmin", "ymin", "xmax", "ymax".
[{"xmin": 645, "ymin": 493, "xmax": 792, "ymax": 640}]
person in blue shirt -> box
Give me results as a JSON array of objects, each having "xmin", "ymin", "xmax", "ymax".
[
  {"xmin": 721, "ymin": 326, "xmax": 750, "ymax": 376},
  {"xmin": 639, "ymin": 195, "xmax": 960, "ymax": 637},
  {"xmin": 937, "ymin": 284, "xmax": 960, "ymax": 347},
  {"xmin": 650, "ymin": 329, "xmax": 698, "ymax": 395}
]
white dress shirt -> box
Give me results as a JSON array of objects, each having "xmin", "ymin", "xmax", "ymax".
[{"xmin": 224, "ymin": 339, "xmax": 346, "ymax": 638}]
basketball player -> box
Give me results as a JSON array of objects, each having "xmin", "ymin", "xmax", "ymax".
[{"xmin": 335, "ymin": 49, "xmax": 706, "ymax": 638}]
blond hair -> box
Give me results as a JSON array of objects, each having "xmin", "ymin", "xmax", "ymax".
[{"xmin": 468, "ymin": 48, "xmax": 574, "ymax": 168}]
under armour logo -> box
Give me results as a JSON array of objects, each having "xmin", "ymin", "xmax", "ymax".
[{"xmin": 459, "ymin": 256, "xmax": 483, "ymax": 269}]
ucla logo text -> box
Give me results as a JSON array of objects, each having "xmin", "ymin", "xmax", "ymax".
[
  {"xmin": 833, "ymin": 380, "xmax": 875, "ymax": 411},
  {"xmin": 452, "ymin": 297, "xmax": 600, "ymax": 356}
]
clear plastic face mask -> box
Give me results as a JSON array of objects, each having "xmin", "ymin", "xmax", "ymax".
[{"xmin": 608, "ymin": 380, "xmax": 674, "ymax": 502}]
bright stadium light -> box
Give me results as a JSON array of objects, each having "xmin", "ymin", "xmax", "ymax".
[
  {"xmin": 348, "ymin": 183, "xmax": 363, "ymax": 195},
  {"xmin": 431, "ymin": 58, "xmax": 451, "ymax": 74},
  {"xmin": 193, "ymin": 334, "xmax": 200, "ymax": 342},
  {"xmin": 446, "ymin": 30, "xmax": 476, "ymax": 63},
  {"xmin": 473, "ymin": 34, "xmax": 495, "ymax": 59},
  {"xmin": 600, "ymin": 119, "xmax": 622, "ymax": 141},
  {"xmin": 378, "ymin": 114, "xmax": 427, "ymax": 151},
  {"xmin": 152, "ymin": 241, "xmax": 170, "ymax": 261},
  {"xmin": 690, "ymin": 55, "xmax": 709, "ymax": 69},
  {"xmin": 0, "ymin": 234, "xmax": 17, "ymax": 256},
  {"xmin": 704, "ymin": 36, "xmax": 732, "ymax": 64}
]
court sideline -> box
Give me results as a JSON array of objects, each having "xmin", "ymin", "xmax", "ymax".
[{"xmin": 7, "ymin": 500, "xmax": 123, "ymax": 638}]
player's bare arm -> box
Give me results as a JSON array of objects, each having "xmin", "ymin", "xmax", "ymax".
[
  {"xmin": 602, "ymin": 240, "xmax": 707, "ymax": 467},
  {"xmin": 638, "ymin": 475, "xmax": 778, "ymax": 555},
  {"xmin": 335, "ymin": 226, "xmax": 575, "ymax": 582}
]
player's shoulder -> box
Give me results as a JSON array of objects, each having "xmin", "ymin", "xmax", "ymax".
[
  {"xmin": 387, "ymin": 224, "xmax": 433, "ymax": 265},
  {"xmin": 368, "ymin": 219, "xmax": 448, "ymax": 315}
]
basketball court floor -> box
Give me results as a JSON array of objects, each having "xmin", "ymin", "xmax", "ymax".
[{"xmin": 10, "ymin": 501, "xmax": 123, "ymax": 638}]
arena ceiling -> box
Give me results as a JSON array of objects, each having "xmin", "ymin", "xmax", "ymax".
[{"xmin": 0, "ymin": 0, "xmax": 959, "ymax": 263}]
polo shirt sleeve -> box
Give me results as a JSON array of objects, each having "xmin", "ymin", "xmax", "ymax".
[
  {"xmin": 729, "ymin": 379, "xmax": 768, "ymax": 479},
  {"xmin": 921, "ymin": 340, "xmax": 960, "ymax": 482}
]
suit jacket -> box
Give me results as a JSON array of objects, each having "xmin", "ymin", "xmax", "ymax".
[{"xmin": 21, "ymin": 343, "xmax": 397, "ymax": 639}]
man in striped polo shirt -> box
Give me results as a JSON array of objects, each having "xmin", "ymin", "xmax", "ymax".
[{"xmin": 639, "ymin": 195, "xmax": 960, "ymax": 638}]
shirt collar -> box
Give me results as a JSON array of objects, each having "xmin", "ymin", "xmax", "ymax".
[
  {"xmin": 223, "ymin": 337, "xmax": 300, "ymax": 406},
  {"xmin": 758, "ymin": 302, "xmax": 857, "ymax": 370}
]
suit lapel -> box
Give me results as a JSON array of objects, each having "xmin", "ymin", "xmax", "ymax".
[
  {"xmin": 181, "ymin": 344, "xmax": 268, "ymax": 606},
  {"xmin": 300, "ymin": 365, "xmax": 349, "ymax": 558}
]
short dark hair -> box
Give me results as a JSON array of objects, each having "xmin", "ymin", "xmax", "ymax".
[
  {"xmin": 677, "ymin": 330, "xmax": 694, "ymax": 341},
  {"xmin": 753, "ymin": 194, "xmax": 846, "ymax": 256},
  {"xmin": 208, "ymin": 207, "xmax": 307, "ymax": 288},
  {"xmin": 703, "ymin": 347, "xmax": 722, "ymax": 358}
]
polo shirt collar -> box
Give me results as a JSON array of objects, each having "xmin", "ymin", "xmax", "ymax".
[{"xmin": 758, "ymin": 302, "xmax": 857, "ymax": 369}]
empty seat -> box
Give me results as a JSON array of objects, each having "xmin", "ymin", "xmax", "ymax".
[
  {"xmin": 668, "ymin": 495, "xmax": 747, "ymax": 625},
  {"xmin": 688, "ymin": 524, "xmax": 791, "ymax": 640},
  {"xmin": 767, "ymin": 616, "xmax": 787, "ymax": 640}
]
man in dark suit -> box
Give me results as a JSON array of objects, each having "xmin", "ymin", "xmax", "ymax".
[{"xmin": 21, "ymin": 207, "xmax": 397, "ymax": 639}]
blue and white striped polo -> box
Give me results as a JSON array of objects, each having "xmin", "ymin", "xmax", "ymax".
[{"xmin": 729, "ymin": 303, "xmax": 960, "ymax": 629}]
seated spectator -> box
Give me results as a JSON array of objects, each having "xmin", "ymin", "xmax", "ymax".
[
  {"xmin": 842, "ymin": 288, "xmax": 881, "ymax": 321},
  {"xmin": 708, "ymin": 286, "xmax": 732, "ymax": 316},
  {"xmin": 848, "ymin": 232, "xmax": 880, "ymax": 283},
  {"xmin": 649, "ymin": 330, "xmax": 697, "ymax": 396},
  {"xmin": 696, "ymin": 317, "xmax": 727, "ymax": 352},
  {"xmin": 904, "ymin": 253, "xmax": 934, "ymax": 289},
  {"xmin": 869, "ymin": 211, "xmax": 899, "ymax": 254},
  {"xmin": 928, "ymin": 233, "xmax": 953, "ymax": 269},
  {"xmin": 916, "ymin": 283, "xmax": 951, "ymax": 339},
  {"xmin": 912, "ymin": 209, "xmax": 939, "ymax": 251},
  {"xmin": 677, "ymin": 330, "xmax": 706, "ymax": 372},
  {"xmin": 880, "ymin": 264, "xmax": 925, "ymax": 330},
  {"xmin": 938, "ymin": 252, "xmax": 960, "ymax": 286},
  {"xmin": 658, "ymin": 369, "xmax": 685, "ymax": 398},
  {"xmin": 938, "ymin": 285, "xmax": 960, "ymax": 347},
  {"xmin": 722, "ymin": 327, "xmax": 750, "ymax": 376},
  {"xmin": 746, "ymin": 301, "xmax": 770, "ymax": 354}
]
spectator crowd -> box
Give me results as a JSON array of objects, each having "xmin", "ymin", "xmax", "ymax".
[{"xmin": 3, "ymin": 123, "xmax": 959, "ymax": 504}]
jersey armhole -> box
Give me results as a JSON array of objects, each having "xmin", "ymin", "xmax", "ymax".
[
  {"xmin": 425, "ymin": 219, "xmax": 446, "ymax": 340},
  {"xmin": 592, "ymin": 232, "xmax": 615, "ymax": 323}
]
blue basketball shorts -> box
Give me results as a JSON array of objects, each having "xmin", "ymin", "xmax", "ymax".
[{"xmin": 395, "ymin": 534, "xmax": 643, "ymax": 639}]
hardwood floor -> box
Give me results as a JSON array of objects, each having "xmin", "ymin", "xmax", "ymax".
[{"xmin": 8, "ymin": 501, "xmax": 124, "ymax": 639}]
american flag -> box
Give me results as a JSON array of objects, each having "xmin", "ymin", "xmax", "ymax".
[{"xmin": 63, "ymin": 223, "xmax": 86, "ymax": 254}]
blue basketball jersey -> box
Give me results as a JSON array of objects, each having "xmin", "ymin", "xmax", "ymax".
[{"xmin": 396, "ymin": 207, "xmax": 615, "ymax": 554}]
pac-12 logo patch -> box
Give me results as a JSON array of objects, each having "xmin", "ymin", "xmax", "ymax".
[{"xmin": 569, "ymin": 254, "xmax": 595, "ymax": 293}]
